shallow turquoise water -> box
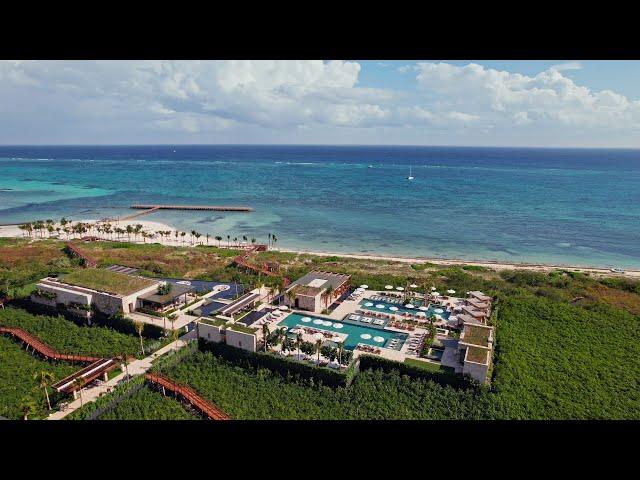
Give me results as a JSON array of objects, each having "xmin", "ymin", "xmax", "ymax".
[
  {"xmin": 276, "ymin": 312, "xmax": 408, "ymax": 350},
  {"xmin": 1, "ymin": 145, "xmax": 639, "ymax": 268}
]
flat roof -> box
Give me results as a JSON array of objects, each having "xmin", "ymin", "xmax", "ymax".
[
  {"xmin": 465, "ymin": 346, "xmax": 489, "ymax": 365},
  {"xmin": 295, "ymin": 285, "xmax": 324, "ymax": 297},
  {"xmin": 59, "ymin": 269, "xmax": 157, "ymax": 296},
  {"xmin": 218, "ymin": 292, "xmax": 260, "ymax": 316},
  {"xmin": 289, "ymin": 270, "xmax": 350, "ymax": 291},
  {"xmin": 139, "ymin": 283, "xmax": 195, "ymax": 305},
  {"xmin": 461, "ymin": 323, "xmax": 492, "ymax": 348}
]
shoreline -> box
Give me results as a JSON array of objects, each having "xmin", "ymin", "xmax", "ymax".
[{"xmin": 1, "ymin": 220, "xmax": 638, "ymax": 278}]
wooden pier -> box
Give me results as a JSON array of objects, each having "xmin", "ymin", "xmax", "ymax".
[{"xmin": 130, "ymin": 204, "xmax": 254, "ymax": 212}]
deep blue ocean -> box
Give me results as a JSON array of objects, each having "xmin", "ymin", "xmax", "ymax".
[{"xmin": 1, "ymin": 145, "xmax": 639, "ymax": 268}]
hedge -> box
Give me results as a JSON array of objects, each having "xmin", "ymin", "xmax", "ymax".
[
  {"xmin": 197, "ymin": 339, "xmax": 349, "ymax": 388},
  {"xmin": 358, "ymin": 354, "xmax": 475, "ymax": 390}
]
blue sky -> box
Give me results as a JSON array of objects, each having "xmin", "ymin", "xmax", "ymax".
[{"xmin": 1, "ymin": 60, "xmax": 639, "ymax": 147}]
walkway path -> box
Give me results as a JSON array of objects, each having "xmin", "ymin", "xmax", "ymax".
[{"xmin": 47, "ymin": 334, "xmax": 193, "ymax": 420}]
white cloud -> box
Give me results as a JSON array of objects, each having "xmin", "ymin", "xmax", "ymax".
[
  {"xmin": 0, "ymin": 60, "xmax": 639, "ymax": 146},
  {"xmin": 550, "ymin": 61, "xmax": 583, "ymax": 72},
  {"xmin": 413, "ymin": 62, "xmax": 640, "ymax": 130}
]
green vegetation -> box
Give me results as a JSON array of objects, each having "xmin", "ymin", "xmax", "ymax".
[
  {"xmin": 461, "ymin": 324, "xmax": 491, "ymax": 347},
  {"xmin": 492, "ymin": 294, "xmax": 640, "ymax": 419},
  {"xmin": 0, "ymin": 307, "xmax": 155, "ymax": 357},
  {"xmin": 61, "ymin": 268, "xmax": 156, "ymax": 295},
  {"xmin": 228, "ymin": 323, "xmax": 257, "ymax": 334},
  {"xmin": 98, "ymin": 386, "xmax": 198, "ymax": 420},
  {"xmin": 404, "ymin": 357, "xmax": 455, "ymax": 373},
  {"xmin": 0, "ymin": 336, "xmax": 76, "ymax": 419},
  {"xmin": 200, "ymin": 317, "xmax": 227, "ymax": 327},
  {"xmin": 162, "ymin": 350, "xmax": 499, "ymax": 419},
  {"xmin": 465, "ymin": 346, "xmax": 489, "ymax": 364}
]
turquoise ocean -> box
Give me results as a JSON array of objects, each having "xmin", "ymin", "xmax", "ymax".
[{"xmin": 1, "ymin": 145, "xmax": 639, "ymax": 268}]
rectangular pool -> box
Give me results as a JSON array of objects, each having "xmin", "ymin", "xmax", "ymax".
[{"xmin": 276, "ymin": 313, "xmax": 408, "ymax": 351}]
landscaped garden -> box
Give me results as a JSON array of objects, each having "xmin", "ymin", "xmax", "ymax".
[
  {"xmin": 97, "ymin": 386, "xmax": 199, "ymax": 420},
  {"xmin": 60, "ymin": 268, "xmax": 156, "ymax": 295}
]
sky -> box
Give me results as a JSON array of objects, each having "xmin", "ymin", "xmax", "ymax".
[{"xmin": 1, "ymin": 60, "xmax": 640, "ymax": 147}]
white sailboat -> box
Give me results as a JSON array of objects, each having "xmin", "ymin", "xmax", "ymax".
[{"xmin": 406, "ymin": 164, "xmax": 414, "ymax": 180}]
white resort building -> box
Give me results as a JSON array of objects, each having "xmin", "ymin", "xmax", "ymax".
[{"xmin": 283, "ymin": 270, "xmax": 351, "ymax": 313}]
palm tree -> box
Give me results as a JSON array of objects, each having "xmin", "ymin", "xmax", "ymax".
[
  {"xmin": 195, "ymin": 232, "xmax": 201, "ymax": 245},
  {"xmin": 323, "ymin": 285, "xmax": 334, "ymax": 311},
  {"xmin": 268, "ymin": 232, "xmax": 272, "ymax": 248},
  {"xmin": 121, "ymin": 352, "xmax": 130, "ymax": 382},
  {"xmin": 33, "ymin": 371, "xmax": 55, "ymax": 411},
  {"xmin": 315, "ymin": 339, "xmax": 323, "ymax": 365},
  {"xmin": 180, "ymin": 231, "xmax": 186, "ymax": 244},
  {"xmin": 233, "ymin": 237, "xmax": 238, "ymax": 247},
  {"xmin": 141, "ymin": 231, "xmax": 149, "ymax": 243},
  {"xmin": 74, "ymin": 377, "xmax": 85, "ymax": 407},
  {"xmin": 226, "ymin": 235, "xmax": 230, "ymax": 247},
  {"xmin": 337, "ymin": 341, "xmax": 344, "ymax": 369},
  {"xmin": 20, "ymin": 397, "xmax": 37, "ymax": 420},
  {"xmin": 174, "ymin": 230, "xmax": 179, "ymax": 244},
  {"xmin": 285, "ymin": 285, "xmax": 298, "ymax": 309},
  {"xmin": 272, "ymin": 234, "xmax": 278, "ymax": 248},
  {"xmin": 215, "ymin": 235, "xmax": 222, "ymax": 247},
  {"xmin": 206, "ymin": 233, "xmax": 210, "ymax": 245},
  {"xmin": 133, "ymin": 320, "xmax": 145, "ymax": 355},
  {"xmin": 242, "ymin": 235, "xmax": 248, "ymax": 246},
  {"xmin": 262, "ymin": 323, "xmax": 270, "ymax": 352},
  {"xmin": 168, "ymin": 315, "xmax": 179, "ymax": 350},
  {"xmin": 125, "ymin": 224, "xmax": 133, "ymax": 241},
  {"xmin": 296, "ymin": 332, "xmax": 303, "ymax": 359}
]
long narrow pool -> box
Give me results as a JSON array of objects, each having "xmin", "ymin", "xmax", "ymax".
[{"xmin": 276, "ymin": 313, "xmax": 408, "ymax": 350}]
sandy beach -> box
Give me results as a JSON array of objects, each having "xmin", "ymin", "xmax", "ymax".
[{"xmin": 1, "ymin": 219, "xmax": 638, "ymax": 278}]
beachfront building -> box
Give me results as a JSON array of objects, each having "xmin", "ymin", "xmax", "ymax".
[
  {"xmin": 458, "ymin": 322, "xmax": 494, "ymax": 383},
  {"xmin": 31, "ymin": 269, "xmax": 159, "ymax": 318},
  {"xmin": 137, "ymin": 283, "xmax": 196, "ymax": 314},
  {"xmin": 283, "ymin": 270, "xmax": 351, "ymax": 313}
]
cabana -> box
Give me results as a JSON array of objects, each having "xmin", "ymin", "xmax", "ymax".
[{"xmin": 138, "ymin": 283, "xmax": 196, "ymax": 312}]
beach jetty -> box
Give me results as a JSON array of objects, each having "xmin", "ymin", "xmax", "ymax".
[{"xmin": 130, "ymin": 204, "xmax": 254, "ymax": 212}]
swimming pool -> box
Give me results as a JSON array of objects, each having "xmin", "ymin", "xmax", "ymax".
[
  {"xmin": 359, "ymin": 299, "xmax": 450, "ymax": 319},
  {"xmin": 277, "ymin": 313, "xmax": 407, "ymax": 351}
]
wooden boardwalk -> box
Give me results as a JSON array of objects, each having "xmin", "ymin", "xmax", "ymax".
[
  {"xmin": 233, "ymin": 245, "xmax": 290, "ymax": 286},
  {"xmin": 145, "ymin": 373, "xmax": 230, "ymax": 420},
  {"xmin": 0, "ymin": 326, "xmax": 102, "ymax": 363},
  {"xmin": 131, "ymin": 204, "xmax": 253, "ymax": 212}
]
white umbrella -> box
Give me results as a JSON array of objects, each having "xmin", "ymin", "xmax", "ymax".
[
  {"xmin": 333, "ymin": 323, "xmax": 344, "ymax": 329},
  {"xmin": 431, "ymin": 286, "xmax": 436, "ymax": 291},
  {"xmin": 416, "ymin": 312, "xmax": 426, "ymax": 317},
  {"xmin": 432, "ymin": 292, "xmax": 441, "ymax": 297},
  {"xmin": 405, "ymin": 304, "xmax": 415, "ymax": 309},
  {"xmin": 360, "ymin": 284, "xmax": 369, "ymax": 289},
  {"xmin": 301, "ymin": 317, "xmax": 312, "ymax": 323},
  {"xmin": 278, "ymin": 305, "xmax": 289, "ymax": 311},
  {"xmin": 331, "ymin": 336, "xmax": 343, "ymax": 343},
  {"xmin": 418, "ymin": 306, "xmax": 428, "ymax": 311},
  {"xmin": 409, "ymin": 284, "xmax": 418, "ymax": 288},
  {"xmin": 396, "ymin": 287, "xmax": 404, "ymax": 291},
  {"xmin": 313, "ymin": 319, "xmax": 323, "ymax": 325},
  {"xmin": 313, "ymin": 332, "xmax": 325, "ymax": 340},
  {"xmin": 389, "ymin": 306, "xmax": 399, "ymax": 311},
  {"xmin": 434, "ymin": 314, "xmax": 443, "ymax": 320},
  {"xmin": 360, "ymin": 333, "xmax": 372, "ymax": 340},
  {"xmin": 385, "ymin": 285, "xmax": 393, "ymax": 290},
  {"xmin": 434, "ymin": 308, "xmax": 444, "ymax": 313},
  {"xmin": 447, "ymin": 289, "xmax": 456, "ymax": 294},
  {"xmin": 376, "ymin": 304, "xmax": 386, "ymax": 309},
  {"xmin": 373, "ymin": 336, "xmax": 384, "ymax": 343},
  {"xmin": 355, "ymin": 288, "xmax": 364, "ymax": 292},
  {"xmin": 364, "ymin": 302, "xmax": 374, "ymax": 307}
]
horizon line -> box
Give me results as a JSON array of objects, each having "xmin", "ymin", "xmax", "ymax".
[{"xmin": 1, "ymin": 143, "xmax": 640, "ymax": 151}]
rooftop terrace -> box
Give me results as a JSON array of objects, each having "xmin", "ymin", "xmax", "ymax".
[
  {"xmin": 60, "ymin": 269, "xmax": 157, "ymax": 296},
  {"xmin": 461, "ymin": 323, "xmax": 492, "ymax": 348},
  {"xmin": 465, "ymin": 345, "xmax": 489, "ymax": 364}
]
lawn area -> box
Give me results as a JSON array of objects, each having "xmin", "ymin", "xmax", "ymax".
[
  {"xmin": 0, "ymin": 336, "xmax": 76, "ymax": 420},
  {"xmin": 0, "ymin": 307, "xmax": 154, "ymax": 357},
  {"xmin": 60, "ymin": 268, "xmax": 156, "ymax": 295},
  {"xmin": 492, "ymin": 294, "xmax": 640, "ymax": 419},
  {"xmin": 461, "ymin": 324, "xmax": 491, "ymax": 347},
  {"xmin": 404, "ymin": 357, "xmax": 456, "ymax": 373}
]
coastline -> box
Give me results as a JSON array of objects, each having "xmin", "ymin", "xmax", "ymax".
[{"xmin": 1, "ymin": 219, "xmax": 638, "ymax": 278}]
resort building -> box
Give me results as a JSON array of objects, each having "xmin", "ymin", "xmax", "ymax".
[
  {"xmin": 283, "ymin": 270, "xmax": 351, "ymax": 313},
  {"xmin": 31, "ymin": 269, "xmax": 160, "ymax": 318},
  {"xmin": 137, "ymin": 283, "xmax": 196, "ymax": 314},
  {"xmin": 458, "ymin": 322, "xmax": 494, "ymax": 383}
]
